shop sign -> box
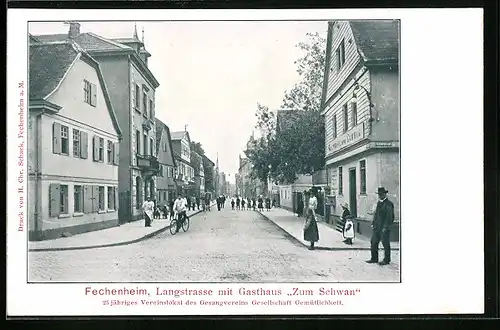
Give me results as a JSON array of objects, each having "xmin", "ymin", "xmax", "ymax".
[
  {"xmin": 327, "ymin": 123, "xmax": 365, "ymax": 155},
  {"xmin": 374, "ymin": 141, "xmax": 394, "ymax": 148}
]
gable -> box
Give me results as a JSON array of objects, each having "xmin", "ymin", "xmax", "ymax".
[{"xmin": 46, "ymin": 56, "xmax": 119, "ymax": 137}]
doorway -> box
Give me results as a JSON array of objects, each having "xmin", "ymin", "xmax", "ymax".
[{"xmin": 349, "ymin": 168, "xmax": 357, "ymax": 217}]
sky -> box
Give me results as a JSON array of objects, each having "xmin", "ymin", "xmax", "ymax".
[{"xmin": 29, "ymin": 21, "xmax": 327, "ymax": 183}]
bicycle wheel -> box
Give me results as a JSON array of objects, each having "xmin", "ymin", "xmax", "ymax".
[
  {"xmin": 169, "ymin": 219, "xmax": 177, "ymax": 235},
  {"xmin": 182, "ymin": 217, "xmax": 190, "ymax": 232}
]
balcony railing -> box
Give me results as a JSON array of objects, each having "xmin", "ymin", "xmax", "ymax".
[{"xmin": 137, "ymin": 154, "xmax": 160, "ymax": 174}]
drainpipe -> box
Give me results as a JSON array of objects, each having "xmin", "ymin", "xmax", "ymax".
[{"xmin": 33, "ymin": 111, "xmax": 43, "ymax": 237}]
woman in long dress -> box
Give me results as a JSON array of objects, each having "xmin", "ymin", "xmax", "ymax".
[
  {"xmin": 340, "ymin": 202, "xmax": 355, "ymax": 244},
  {"xmin": 303, "ymin": 190, "xmax": 319, "ymax": 250}
]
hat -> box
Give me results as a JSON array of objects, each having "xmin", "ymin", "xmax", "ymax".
[
  {"xmin": 341, "ymin": 202, "xmax": 349, "ymax": 209},
  {"xmin": 377, "ymin": 187, "xmax": 388, "ymax": 194}
]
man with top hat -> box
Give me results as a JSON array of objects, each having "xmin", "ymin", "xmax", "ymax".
[{"xmin": 366, "ymin": 187, "xmax": 395, "ymax": 265}]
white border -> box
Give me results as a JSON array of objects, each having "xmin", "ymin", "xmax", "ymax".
[{"xmin": 7, "ymin": 8, "xmax": 484, "ymax": 316}]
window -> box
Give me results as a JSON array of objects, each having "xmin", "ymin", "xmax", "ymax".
[
  {"xmin": 98, "ymin": 138, "xmax": 104, "ymax": 161},
  {"xmin": 61, "ymin": 125, "xmax": 69, "ymax": 155},
  {"xmin": 150, "ymin": 138, "xmax": 154, "ymax": 156},
  {"xmin": 72, "ymin": 129, "xmax": 80, "ymax": 157},
  {"xmin": 60, "ymin": 185, "xmax": 69, "ymax": 214},
  {"xmin": 134, "ymin": 84, "xmax": 141, "ymax": 111},
  {"xmin": 149, "ymin": 99, "xmax": 154, "ymax": 118},
  {"xmin": 351, "ymin": 102, "xmax": 358, "ymax": 128},
  {"xmin": 163, "ymin": 191, "xmax": 167, "ymax": 201},
  {"xmin": 74, "ymin": 185, "xmax": 83, "ymax": 213},
  {"xmin": 107, "ymin": 186, "xmax": 115, "ymax": 209},
  {"xmin": 136, "ymin": 130, "xmax": 141, "ymax": 155},
  {"xmin": 360, "ymin": 160, "xmax": 366, "ymax": 194},
  {"xmin": 143, "ymin": 92, "xmax": 148, "ymax": 116},
  {"xmin": 107, "ymin": 141, "xmax": 113, "ymax": 164},
  {"xmin": 84, "ymin": 80, "xmax": 97, "ymax": 106},
  {"xmin": 336, "ymin": 40, "xmax": 346, "ymax": 70},
  {"xmin": 343, "ymin": 104, "xmax": 349, "ymax": 133},
  {"xmin": 338, "ymin": 166, "xmax": 343, "ymax": 195},
  {"xmin": 163, "ymin": 142, "xmax": 167, "ymax": 152},
  {"xmin": 143, "ymin": 131, "xmax": 148, "ymax": 156},
  {"xmin": 98, "ymin": 186, "xmax": 105, "ymax": 211},
  {"xmin": 332, "ymin": 114, "xmax": 337, "ymax": 138}
]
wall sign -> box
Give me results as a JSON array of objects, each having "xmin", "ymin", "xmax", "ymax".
[{"xmin": 327, "ymin": 122, "xmax": 365, "ymax": 155}]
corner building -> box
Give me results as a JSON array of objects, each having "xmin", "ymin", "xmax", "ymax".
[{"xmin": 320, "ymin": 20, "xmax": 400, "ymax": 240}]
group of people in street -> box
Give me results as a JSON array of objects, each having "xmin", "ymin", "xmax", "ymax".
[
  {"xmin": 229, "ymin": 195, "xmax": 276, "ymax": 211},
  {"xmin": 302, "ymin": 186, "xmax": 395, "ymax": 265}
]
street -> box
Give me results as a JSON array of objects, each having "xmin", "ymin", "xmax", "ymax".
[{"xmin": 29, "ymin": 207, "xmax": 400, "ymax": 282}]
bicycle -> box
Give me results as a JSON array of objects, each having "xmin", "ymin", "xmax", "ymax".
[{"xmin": 169, "ymin": 211, "xmax": 190, "ymax": 235}]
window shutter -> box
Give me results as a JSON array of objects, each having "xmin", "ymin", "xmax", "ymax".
[
  {"xmin": 80, "ymin": 131, "xmax": 88, "ymax": 159},
  {"xmin": 83, "ymin": 185, "xmax": 92, "ymax": 213},
  {"xmin": 92, "ymin": 185, "xmax": 99, "ymax": 212},
  {"xmin": 49, "ymin": 183, "xmax": 61, "ymax": 217},
  {"xmin": 93, "ymin": 136, "xmax": 99, "ymax": 161},
  {"xmin": 90, "ymin": 83, "xmax": 97, "ymax": 107},
  {"xmin": 131, "ymin": 83, "xmax": 136, "ymax": 110},
  {"xmin": 114, "ymin": 187, "xmax": 119, "ymax": 211},
  {"xmin": 52, "ymin": 122, "xmax": 62, "ymax": 154},
  {"xmin": 113, "ymin": 142, "xmax": 119, "ymax": 165}
]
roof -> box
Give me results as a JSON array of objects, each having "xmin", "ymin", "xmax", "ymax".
[
  {"xmin": 29, "ymin": 41, "xmax": 123, "ymax": 137},
  {"xmin": 154, "ymin": 118, "xmax": 177, "ymax": 167},
  {"xmin": 202, "ymin": 155, "xmax": 215, "ymax": 167},
  {"xmin": 29, "ymin": 42, "xmax": 79, "ymax": 99},
  {"xmin": 348, "ymin": 20, "xmax": 400, "ymax": 63},
  {"xmin": 170, "ymin": 131, "xmax": 191, "ymax": 143},
  {"xmin": 33, "ymin": 31, "xmax": 159, "ymax": 88}
]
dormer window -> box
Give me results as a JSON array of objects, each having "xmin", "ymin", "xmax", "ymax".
[{"xmin": 336, "ymin": 39, "xmax": 346, "ymax": 71}]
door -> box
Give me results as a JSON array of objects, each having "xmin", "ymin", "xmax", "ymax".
[{"xmin": 349, "ymin": 168, "xmax": 357, "ymax": 217}]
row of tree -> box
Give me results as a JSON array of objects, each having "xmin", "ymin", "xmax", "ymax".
[{"xmin": 244, "ymin": 32, "xmax": 327, "ymax": 185}]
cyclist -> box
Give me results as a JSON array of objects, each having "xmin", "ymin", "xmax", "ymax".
[{"xmin": 173, "ymin": 193, "xmax": 188, "ymax": 233}]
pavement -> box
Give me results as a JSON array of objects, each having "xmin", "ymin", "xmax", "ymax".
[
  {"xmin": 257, "ymin": 207, "xmax": 400, "ymax": 251},
  {"xmin": 28, "ymin": 205, "xmax": 400, "ymax": 282},
  {"xmin": 28, "ymin": 207, "xmax": 210, "ymax": 252}
]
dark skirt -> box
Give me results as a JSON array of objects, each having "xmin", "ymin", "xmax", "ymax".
[{"xmin": 303, "ymin": 216, "xmax": 319, "ymax": 243}]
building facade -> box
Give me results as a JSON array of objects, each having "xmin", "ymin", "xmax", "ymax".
[
  {"xmin": 320, "ymin": 20, "xmax": 400, "ymax": 240},
  {"xmin": 35, "ymin": 23, "xmax": 161, "ymax": 223},
  {"xmin": 155, "ymin": 118, "xmax": 177, "ymax": 206},
  {"xmin": 171, "ymin": 131, "xmax": 195, "ymax": 196},
  {"xmin": 191, "ymin": 151, "xmax": 205, "ymax": 197},
  {"xmin": 202, "ymin": 155, "xmax": 215, "ymax": 197},
  {"xmin": 28, "ymin": 41, "xmax": 122, "ymax": 240}
]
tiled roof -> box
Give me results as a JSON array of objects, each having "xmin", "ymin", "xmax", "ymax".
[
  {"xmin": 34, "ymin": 33, "xmax": 132, "ymax": 52},
  {"xmin": 349, "ymin": 20, "xmax": 400, "ymax": 63},
  {"xmin": 29, "ymin": 42, "xmax": 79, "ymax": 99}
]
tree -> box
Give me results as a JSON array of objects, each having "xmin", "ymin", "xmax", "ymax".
[{"xmin": 245, "ymin": 31, "xmax": 326, "ymax": 184}]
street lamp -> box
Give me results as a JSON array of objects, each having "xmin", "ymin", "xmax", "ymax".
[{"xmin": 351, "ymin": 83, "xmax": 378, "ymax": 122}]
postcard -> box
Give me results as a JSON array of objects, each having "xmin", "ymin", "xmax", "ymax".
[{"xmin": 7, "ymin": 8, "xmax": 484, "ymax": 316}]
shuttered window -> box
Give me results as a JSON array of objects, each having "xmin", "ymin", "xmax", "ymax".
[
  {"xmin": 98, "ymin": 186, "xmax": 105, "ymax": 211},
  {"xmin": 74, "ymin": 185, "xmax": 83, "ymax": 213},
  {"xmin": 73, "ymin": 129, "xmax": 80, "ymax": 157},
  {"xmin": 80, "ymin": 131, "xmax": 88, "ymax": 159},
  {"xmin": 135, "ymin": 130, "xmax": 141, "ymax": 155},
  {"xmin": 134, "ymin": 84, "xmax": 141, "ymax": 111},
  {"xmin": 99, "ymin": 138, "xmax": 104, "ymax": 162},
  {"xmin": 49, "ymin": 183, "xmax": 60, "ymax": 217},
  {"xmin": 143, "ymin": 91, "xmax": 148, "ymax": 117},
  {"xmin": 143, "ymin": 131, "xmax": 148, "ymax": 156},
  {"xmin": 150, "ymin": 137, "xmax": 154, "ymax": 156},
  {"xmin": 107, "ymin": 141, "xmax": 113, "ymax": 164},
  {"xmin": 92, "ymin": 185, "xmax": 99, "ymax": 212},
  {"xmin": 149, "ymin": 99, "xmax": 154, "ymax": 118},
  {"xmin": 60, "ymin": 185, "xmax": 69, "ymax": 214},
  {"xmin": 113, "ymin": 142, "xmax": 119, "ymax": 165},
  {"xmin": 107, "ymin": 186, "xmax": 115, "ymax": 210},
  {"xmin": 84, "ymin": 80, "xmax": 97, "ymax": 107}
]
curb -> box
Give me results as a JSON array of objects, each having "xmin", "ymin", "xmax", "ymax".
[
  {"xmin": 257, "ymin": 211, "xmax": 400, "ymax": 252},
  {"xmin": 29, "ymin": 209, "xmax": 206, "ymax": 252}
]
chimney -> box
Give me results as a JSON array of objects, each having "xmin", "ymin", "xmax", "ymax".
[{"xmin": 68, "ymin": 22, "xmax": 81, "ymax": 39}]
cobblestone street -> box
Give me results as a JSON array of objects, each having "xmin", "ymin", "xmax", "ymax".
[{"xmin": 29, "ymin": 208, "xmax": 400, "ymax": 282}]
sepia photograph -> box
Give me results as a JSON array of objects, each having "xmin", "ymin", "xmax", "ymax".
[{"xmin": 26, "ymin": 19, "xmax": 400, "ymax": 283}]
